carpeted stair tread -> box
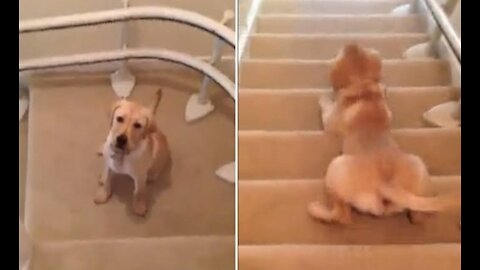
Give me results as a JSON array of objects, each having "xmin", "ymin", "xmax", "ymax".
[
  {"xmin": 240, "ymin": 59, "xmax": 451, "ymax": 88},
  {"xmin": 30, "ymin": 236, "xmax": 234, "ymax": 270},
  {"xmin": 239, "ymin": 177, "xmax": 460, "ymax": 245},
  {"xmin": 249, "ymin": 33, "xmax": 428, "ymax": 59},
  {"xmin": 239, "ymin": 129, "xmax": 460, "ymax": 179},
  {"xmin": 261, "ymin": 0, "xmax": 410, "ymax": 15},
  {"xmin": 239, "ymin": 87, "xmax": 459, "ymax": 130},
  {"xmin": 256, "ymin": 14, "xmax": 425, "ymax": 34},
  {"xmin": 239, "ymin": 244, "xmax": 460, "ymax": 270}
]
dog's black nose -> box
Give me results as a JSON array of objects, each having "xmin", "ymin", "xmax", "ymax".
[{"xmin": 116, "ymin": 134, "xmax": 128, "ymax": 148}]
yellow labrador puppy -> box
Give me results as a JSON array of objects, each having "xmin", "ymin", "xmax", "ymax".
[
  {"xmin": 95, "ymin": 89, "xmax": 170, "ymax": 216},
  {"xmin": 308, "ymin": 44, "xmax": 459, "ymax": 224}
]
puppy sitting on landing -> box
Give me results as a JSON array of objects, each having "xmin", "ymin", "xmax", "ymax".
[
  {"xmin": 308, "ymin": 44, "xmax": 459, "ymax": 224},
  {"xmin": 95, "ymin": 89, "xmax": 171, "ymax": 216}
]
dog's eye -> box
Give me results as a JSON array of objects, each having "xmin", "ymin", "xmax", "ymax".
[
  {"xmin": 116, "ymin": 116, "xmax": 124, "ymax": 123},
  {"xmin": 133, "ymin": 122, "xmax": 142, "ymax": 129}
]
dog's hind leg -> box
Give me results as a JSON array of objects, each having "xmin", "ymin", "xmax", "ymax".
[
  {"xmin": 383, "ymin": 202, "xmax": 404, "ymax": 216},
  {"xmin": 308, "ymin": 194, "xmax": 352, "ymax": 224},
  {"xmin": 407, "ymin": 210, "xmax": 431, "ymax": 224},
  {"xmin": 393, "ymin": 154, "xmax": 434, "ymax": 224}
]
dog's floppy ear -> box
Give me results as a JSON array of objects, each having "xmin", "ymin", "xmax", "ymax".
[
  {"xmin": 330, "ymin": 44, "xmax": 382, "ymax": 91},
  {"xmin": 144, "ymin": 113, "xmax": 158, "ymax": 136},
  {"xmin": 109, "ymin": 99, "xmax": 125, "ymax": 126},
  {"xmin": 330, "ymin": 44, "xmax": 360, "ymax": 91}
]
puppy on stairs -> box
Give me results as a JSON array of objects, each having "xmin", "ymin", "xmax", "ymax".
[
  {"xmin": 95, "ymin": 89, "xmax": 171, "ymax": 216},
  {"xmin": 308, "ymin": 44, "xmax": 460, "ymax": 225}
]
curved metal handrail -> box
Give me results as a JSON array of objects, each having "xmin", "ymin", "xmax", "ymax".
[
  {"xmin": 417, "ymin": 0, "xmax": 460, "ymax": 127},
  {"xmin": 423, "ymin": 0, "xmax": 460, "ymax": 63},
  {"xmin": 19, "ymin": 48, "xmax": 234, "ymax": 99},
  {"xmin": 19, "ymin": 6, "xmax": 235, "ymax": 47}
]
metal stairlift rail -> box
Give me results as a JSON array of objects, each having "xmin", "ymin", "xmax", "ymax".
[
  {"xmin": 419, "ymin": 0, "xmax": 461, "ymax": 126},
  {"xmin": 423, "ymin": 0, "xmax": 460, "ymax": 63},
  {"xmin": 19, "ymin": 6, "xmax": 235, "ymax": 47},
  {"xmin": 19, "ymin": 6, "xmax": 236, "ymax": 119},
  {"xmin": 19, "ymin": 49, "xmax": 235, "ymax": 98}
]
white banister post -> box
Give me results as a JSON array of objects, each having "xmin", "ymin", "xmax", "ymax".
[
  {"xmin": 185, "ymin": 10, "xmax": 234, "ymax": 123},
  {"xmin": 110, "ymin": 0, "xmax": 136, "ymax": 98}
]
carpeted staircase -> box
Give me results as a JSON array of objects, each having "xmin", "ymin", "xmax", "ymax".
[
  {"xmin": 239, "ymin": 0, "xmax": 461, "ymax": 269},
  {"xmin": 19, "ymin": 64, "xmax": 235, "ymax": 269}
]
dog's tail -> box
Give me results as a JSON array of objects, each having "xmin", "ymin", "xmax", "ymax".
[
  {"xmin": 151, "ymin": 88, "xmax": 163, "ymax": 115},
  {"xmin": 379, "ymin": 184, "xmax": 460, "ymax": 212}
]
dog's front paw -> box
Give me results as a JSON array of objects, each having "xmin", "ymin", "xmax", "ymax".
[
  {"xmin": 97, "ymin": 142, "xmax": 106, "ymax": 157},
  {"xmin": 133, "ymin": 197, "xmax": 148, "ymax": 216},
  {"xmin": 94, "ymin": 186, "xmax": 112, "ymax": 204}
]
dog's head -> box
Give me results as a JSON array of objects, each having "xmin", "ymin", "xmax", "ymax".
[
  {"xmin": 329, "ymin": 44, "xmax": 392, "ymax": 132},
  {"xmin": 107, "ymin": 98, "xmax": 157, "ymax": 154},
  {"xmin": 330, "ymin": 43, "xmax": 382, "ymax": 91}
]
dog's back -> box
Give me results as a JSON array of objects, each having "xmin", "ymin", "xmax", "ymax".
[{"xmin": 310, "ymin": 44, "xmax": 459, "ymax": 223}]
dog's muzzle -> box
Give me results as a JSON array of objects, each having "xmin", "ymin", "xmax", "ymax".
[{"xmin": 115, "ymin": 134, "xmax": 128, "ymax": 150}]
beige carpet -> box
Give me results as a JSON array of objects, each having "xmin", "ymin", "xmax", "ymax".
[
  {"xmin": 249, "ymin": 33, "xmax": 429, "ymax": 59},
  {"xmin": 260, "ymin": 0, "xmax": 410, "ymax": 15},
  {"xmin": 240, "ymin": 87, "xmax": 459, "ymax": 130},
  {"xmin": 240, "ymin": 244, "xmax": 460, "ymax": 270},
  {"xmin": 255, "ymin": 14, "xmax": 426, "ymax": 34},
  {"xmin": 239, "ymin": 129, "xmax": 460, "ymax": 179},
  {"xmin": 240, "ymin": 177, "xmax": 460, "ymax": 245},
  {"xmin": 240, "ymin": 59, "xmax": 451, "ymax": 88},
  {"xmin": 239, "ymin": 0, "xmax": 461, "ymax": 269},
  {"xmin": 21, "ymin": 69, "xmax": 235, "ymax": 269},
  {"xmin": 31, "ymin": 236, "xmax": 234, "ymax": 270}
]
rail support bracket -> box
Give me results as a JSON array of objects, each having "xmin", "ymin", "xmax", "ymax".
[
  {"xmin": 403, "ymin": 42, "xmax": 434, "ymax": 59},
  {"xmin": 216, "ymin": 161, "xmax": 235, "ymax": 184},
  {"xmin": 390, "ymin": 4, "xmax": 412, "ymax": 16}
]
